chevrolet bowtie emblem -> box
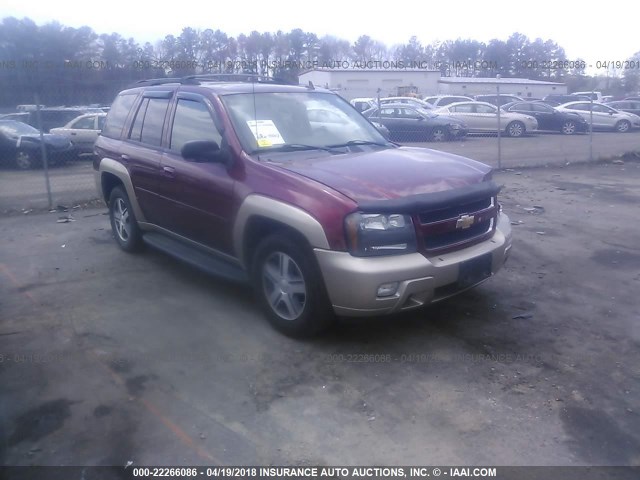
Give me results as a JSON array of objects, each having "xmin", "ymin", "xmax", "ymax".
[{"xmin": 456, "ymin": 214, "xmax": 475, "ymax": 229}]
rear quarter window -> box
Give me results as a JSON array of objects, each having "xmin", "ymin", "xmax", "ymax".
[{"xmin": 102, "ymin": 94, "xmax": 138, "ymax": 139}]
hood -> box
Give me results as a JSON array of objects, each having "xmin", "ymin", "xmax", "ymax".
[
  {"xmin": 272, "ymin": 146, "xmax": 492, "ymax": 203},
  {"xmin": 20, "ymin": 133, "xmax": 71, "ymax": 148}
]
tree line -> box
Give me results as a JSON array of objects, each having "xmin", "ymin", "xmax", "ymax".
[{"xmin": 0, "ymin": 16, "xmax": 638, "ymax": 107}]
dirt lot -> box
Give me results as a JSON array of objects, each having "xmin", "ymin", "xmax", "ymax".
[{"xmin": 0, "ymin": 160, "xmax": 639, "ymax": 469}]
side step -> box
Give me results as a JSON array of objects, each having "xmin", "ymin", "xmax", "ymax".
[{"xmin": 142, "ymin": 232, "xmax": 249, "ymax": 284}]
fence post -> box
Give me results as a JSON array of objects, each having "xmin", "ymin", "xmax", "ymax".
[
  {"xmin": 35, "ymin": 94, "xmax": 53, "ymax": 209},
  {"xmin": 496, "ymin": 75, "xmax": 502, "ymax": 169},
  {"xmin": 589, "ymin": 93, "xmax": 594, "ymax": 162}
]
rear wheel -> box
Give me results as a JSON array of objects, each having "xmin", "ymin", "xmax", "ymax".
[
  {"xmin": 615, "ymin": 120, "xmax": 631, "ymax": 133},
  {"xmin": 506, "ymin": 121, "xmax": 525, "ymax": 137},
  {"xmin": 430, "ymin": 127, "xmax": 447, "ymax": 142},
  {"xmin": 108, "ymin": 186, "xmax": 143, "ymax": 252},
  {"xmin": 251, "ymin": 234, "xmax": 334, "ymax": 337},
  {"xmin": 560, "ymin": 121, "xmax": 577, "ymax": 135},
  {"xmin": 15, "ymin": 150, "xmax": 35, "ymax": 170}
]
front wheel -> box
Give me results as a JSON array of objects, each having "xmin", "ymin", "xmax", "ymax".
[
  {"xmin": 108, "ymin": 186, "xmax": 143, "ymax": 252},
  {"xmin": 15, "ymin": 150, "xmax": 35, "ymax": 170},
  {"xmin": 251, "ymin": 234, "xmax": 334, "ymax": 337},
  {"xmin": 561, "ymin": 121, "xmax": 577, "ymax": 135},
  {"xmin": 615, "ymin": 120, "xmax": 631, "ymax": 133},
  {"xmin": 506, "ymin": 121, "xmax": 525, "ymax": 137}
]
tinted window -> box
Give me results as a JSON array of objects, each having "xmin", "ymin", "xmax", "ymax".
[
  {"xmin": 399, "ymin": 108, "xmax": 420, "ymax": 119},
  {"xmin": 140, "ymin": 98, "xmax": 169, "ymax": 146},
  {"xmin": 592, "ymin": 104, "xmax": 615, "ymax": 113},
  {"xmin": 530, "ymin": 103, "xmax": 553, "ymax": 113},
  {"xmin": 380, "ymin": 108, "xmax": 400, "ymax": 118},
  {"xmin": 129, "ymin": 98, "xmax": 149, "ymax": 142},
  {"xmin": 170, "ymin": 100, "xmax": 222, "ymax": 153},
  {"xmin": 97, "ymin": 115, "xmax": 106, "ymax": 130},
  {"xmin": 72, "ymin": 116, "xmax": 96, "ymax": 129},
  {"xmin": 476, "ymin": 104, "xmax": 496, "ymax": 114},
  {"xmin": 451, "ymin": 104, "xmax": 474, "ymax": 113},
  {"xmin": 568, "ymin": 103, "xmax": 588, "ymax": 111},
  {"xmin": 511, "ymin": 103, "xmax": 532, "ymax": 111},
  {"xmin": 103, "ymin": 94, "xmax": 137, "ymax": 138}
]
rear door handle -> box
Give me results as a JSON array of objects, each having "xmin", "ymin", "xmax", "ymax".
[
  {"xmin": 121, "ymin": 154, "xmax": 130, "ymax": 162},
  {"xmin": 163, "ymin": 166, "xmax": 176, "ymax": 176}
]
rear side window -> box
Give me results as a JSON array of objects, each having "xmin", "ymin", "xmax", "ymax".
[
  {"xmin": 128, "ymin": 97, "xmax": 170, "ymax": 146},
  {"xmin": 102, "ymin": 94, "xmax": 137, "ymax": 138}
]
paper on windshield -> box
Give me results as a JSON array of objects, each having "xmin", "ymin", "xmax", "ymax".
[{"xmin": 246, "ymin": 120, "xmax": 285, "ymax": 147}]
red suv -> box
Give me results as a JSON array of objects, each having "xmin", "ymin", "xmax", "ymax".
[{"xmin": 94, "ymin": 75, "xmax": 512, "ymax": 336}]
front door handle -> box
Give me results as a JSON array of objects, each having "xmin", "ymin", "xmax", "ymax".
[{"xmin": 163, "ymin": 166, "xmax": 176, "ymax": 176}]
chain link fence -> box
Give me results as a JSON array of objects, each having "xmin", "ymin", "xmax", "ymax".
[{"xmin": 1, "ymin": 87, "xmax": 639, "ymax": 213}]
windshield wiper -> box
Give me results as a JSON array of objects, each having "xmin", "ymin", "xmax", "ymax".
[
  {"xmin": 251, "ymin": 143, "xmax": 341, "ymax": 154},
  {"xmin": 327, "ymin": 140, "xmax": 391, "ymax": 148}
]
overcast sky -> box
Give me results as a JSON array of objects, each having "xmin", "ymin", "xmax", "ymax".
[{"xmin": 2, "ymin": 0, "xmax": 636, "ymax": 70}]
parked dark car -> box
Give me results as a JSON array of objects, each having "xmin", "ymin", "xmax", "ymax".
[
  {"xmin": 474, "ymin": 94, "xmax": 523, "ymax": 106},
  {"xmin": 501, "ymin": 101, "xmax": 588, "ymax": 134},
  {"xmin": 22, "ymin": 107, "xmax": 104, "ymax": 132},
  {"xmin": 0, "ymin": 120, "xmax": 75, "ymax": 169},
  {"xmin": 93, "ymin": 76, "xmax": 511, "ymax": 336},
  {"xmin": 605, "ymin": 100, "xmax": 640, "ymax": 117},
  {"xmin": 362, "ymin": 104, "xmax": 468, "ymax": 142}
]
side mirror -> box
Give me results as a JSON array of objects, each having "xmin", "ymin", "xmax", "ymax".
[{"xmin": 181, "ymin": 140, "xmax": 230, "ymax": 165}]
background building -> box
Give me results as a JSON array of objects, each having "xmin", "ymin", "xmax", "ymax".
[
  {"xmin": 298, "ymin": 69, "xmax": 441, "ymax": 100},
  {"xmin": 437, "ymin": 77, "xmax": 568, "ymax": 98}
]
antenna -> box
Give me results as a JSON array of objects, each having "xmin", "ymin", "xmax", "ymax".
[{"xmin": 252, "ymin": 74, "xmax": 259, "ymax": 145}]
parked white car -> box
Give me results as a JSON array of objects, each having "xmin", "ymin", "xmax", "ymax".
[
  {"xmin": 424, "ymin": 95, "xmax": 474, "ymax": 108},
  {"xmin": 379, "ymin": 97, "xmax": 434, "ymax": 109},
  {"xmin": 349, "ymin": 98, "xmax": 376, "ymax": 112},
  {"xmin": 435, "ymin": 101, "xmax": 538, "ymax": 137},
  {"xmin": 556, "ymin": 102, "xmax": 640, "ymax": 132},
  {"xmin": 49, "ymin": 113, "xmax": 107, "ymax": 154}
]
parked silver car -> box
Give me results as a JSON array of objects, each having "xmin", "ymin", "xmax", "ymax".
[
  {"xmin": 435, "ymin": 101, "xmax": 538, "ymax": 137},
  {"xmin": 556, "ymin": 102, "xmax": 640, "ymax": 132},
  {"xmin": 50, "ymin": 113, "xmax": 107, "ymax": 154}
]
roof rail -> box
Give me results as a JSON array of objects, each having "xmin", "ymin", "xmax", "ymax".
[{"xmin": 129, "ymin": 74, "xmax": 295, "ymax": 88}]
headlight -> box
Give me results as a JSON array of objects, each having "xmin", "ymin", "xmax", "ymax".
[{"xmin": 345, "ymin": 213, "xmax": 417, "ymax": 257}]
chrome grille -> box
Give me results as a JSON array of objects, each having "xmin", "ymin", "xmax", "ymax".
[{"xmin": 417, "ymin": 196, "xmax": 498, "ymax": 253}]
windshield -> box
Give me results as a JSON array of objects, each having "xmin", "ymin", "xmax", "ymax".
[
  {"xmin": 221, "ymin": 92, "xmax": 387, "ymax": 153},
  {"xmin": 0, "ymin": 121, "xmax": 39, "ymax": 136}
]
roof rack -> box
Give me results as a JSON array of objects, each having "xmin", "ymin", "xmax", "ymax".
[{"xmin": 130, "ymin": 74, "xmax": 296, "ymax": 88}]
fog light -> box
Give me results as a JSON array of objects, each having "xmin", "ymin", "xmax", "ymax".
[{"xmin": 377, "ymin": 282, "xmax": 399, "ymax": 297}]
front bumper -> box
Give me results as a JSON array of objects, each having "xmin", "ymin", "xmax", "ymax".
[{"xmin": 315, "ymin": 212, "xmax": 512, "ymax": 316}]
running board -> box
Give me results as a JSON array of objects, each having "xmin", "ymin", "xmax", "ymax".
[{"xmin": 142, "ymin": 232, "xmax": 248, "ymax": 284}]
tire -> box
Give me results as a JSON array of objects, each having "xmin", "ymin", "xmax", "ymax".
[
  {"xmin": 430, "ymin": 127, "xmax": 447, "ymax": 142},
  {"xmin": 506, "ymin": 121, "xmax": 525, "ymax": 138},
  {"xmin": 615, "ymin": 120, "xmax": 631, "ymax": 133},
  {"xmin": 251, "ymin": 234, "xmax": 334, "ymax": 337},
  {"xmin": 15, "ymin": 150, "xmax": 35, "ymax": 170},
  {"xmin": 108, "ymin": 186, "xmax": 143, "ymax": 253},
  {"xmin": 560, "ymin": 121, "xmax": 577, "ymax": 135}
]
